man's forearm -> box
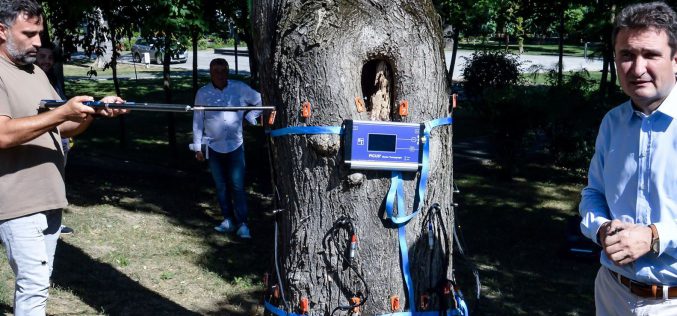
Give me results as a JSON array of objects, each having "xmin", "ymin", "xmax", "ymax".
[
  {"xmin": 59, "ymin": 115, "xmax": 93, "ymax": 138},
  {"xmin": 0, "ymin": 110, "xmax": 65, "ymax": 149}
]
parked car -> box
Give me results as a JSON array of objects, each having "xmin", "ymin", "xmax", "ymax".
[{"xmin": 131, "ymin": 37, "xmax": 187, "ymax": 64}]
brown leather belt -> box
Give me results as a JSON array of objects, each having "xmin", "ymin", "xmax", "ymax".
[{"xmin": 609, "ymin": 270, "xmax": 677, "ymax": 299}]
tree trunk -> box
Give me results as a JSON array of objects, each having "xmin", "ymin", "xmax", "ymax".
[
  {"xmin": 448, "ymin": 29, "xmax": 459, "ymax": 88},
  {"xmin": 599, "ymin": 3, "xmax": 616, "ymax": 102},
  {"xmin": 192, "ymin": 29, "xmax": 199, "ymax": 98},
  {"xmin": 606, "ymin": 4, "xmax": 617, "ymax": 99},
  {"xmin": 108, "ymin": 23, "xmax": 127, "ymax": 149},
  {"xmin": 253, "ymin": 1, "xmax": 454, "ymax": 315},
  {"xmin": 162, "ymin": 36, "xmax": 177, "ymax": 158},
  {"xmin": 557, "ymin": 1, "xmax": 565, "ymax": 86}
]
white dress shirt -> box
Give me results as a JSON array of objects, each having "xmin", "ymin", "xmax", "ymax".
[{"xmin": 192, "ymin": 80, "xmax": 262, "ymax": 154}]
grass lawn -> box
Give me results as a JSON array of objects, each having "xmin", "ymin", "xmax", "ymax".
[
  {"xmin": 450, "ymin": 110, "xmax": 598, "ymax": 315},
  {"xmin": 0, "ymin": 67, "xmax": 600, "ymax": 315}
]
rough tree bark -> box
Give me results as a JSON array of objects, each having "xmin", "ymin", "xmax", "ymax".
[{"xmin": 253, "ymin": 1, "xmax": 454, "ymax": 314}]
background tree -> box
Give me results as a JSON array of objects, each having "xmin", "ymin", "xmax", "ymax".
[
  {"xmin": 205, "ymin": 0, "xmax": 257, "ymax": 85},
  {"xmin": 41, "ymin": 0, "xmax": 140, "ymax": 147},
  {"xmin": 138, "ymin": 0, "xmax": 205, "ymax": 157},
  {"xmin": 254, "ymin": 0, "xmax": 455, "ymax": 315}
]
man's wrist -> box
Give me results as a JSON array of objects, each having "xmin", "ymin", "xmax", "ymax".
[
  {"xmin": 597, "ymin": 221, "xmax": 610, "ymax": 244},
  {"xmin": 649, "ymin": 224, "xmax": 660, "ymax": 254}
]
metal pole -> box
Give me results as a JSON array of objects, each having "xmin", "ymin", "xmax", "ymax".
[
  {"xmin": 584, "ymin": 42, "xmax": 589, "ymax": 60},
  {"xmin": 40, "ymin": 100, "xmax": 275, "ymax": 112}
]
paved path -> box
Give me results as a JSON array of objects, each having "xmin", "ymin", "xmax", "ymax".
[{"xmin": 445, "ymin": 50, "xmax": 603, "ymax": 79}]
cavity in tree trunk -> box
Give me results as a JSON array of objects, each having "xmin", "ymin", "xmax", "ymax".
[{"xmin": 253, "ymin": 1, "xmax": 455, "ymax": 314}]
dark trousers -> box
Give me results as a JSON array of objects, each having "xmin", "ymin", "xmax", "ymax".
[{"xmin": 208, "ymin": 145, "xmax": 248, "ymax": 225}]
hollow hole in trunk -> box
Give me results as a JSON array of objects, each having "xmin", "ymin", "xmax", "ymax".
[{"xmin": 361, "ymin": 59, "xmax": 394, "ymax": 121}]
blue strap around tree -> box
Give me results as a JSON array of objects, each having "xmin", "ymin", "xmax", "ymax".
[
  {"xmin": 269, "ymin": 126, "xmax": 343, "ymax": 137},
  {"xmin": 264, "ymin": 300, "xmax": 302, "ymax": 316}
]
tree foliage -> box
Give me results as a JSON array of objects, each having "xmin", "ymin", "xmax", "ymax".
[{"xmin": 461, "ymin": 50, "xmax": 521, "ymax": 99}]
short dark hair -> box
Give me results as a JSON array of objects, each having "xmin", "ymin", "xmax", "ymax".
[
  {"xmin": 0, "ymin": 0, "xmax": 42, "ymax": 27},
  {"xmin": 613, "ymin": 2, "xmax": 677, "ymax": 55},
  {"xmin": 209, "ymin": 58, "xmax": 229, "ymax": 72}
]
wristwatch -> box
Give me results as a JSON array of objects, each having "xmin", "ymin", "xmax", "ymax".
[{"xmin": 649, "ymin": 224, "xmax": 660, "ymax": 254}]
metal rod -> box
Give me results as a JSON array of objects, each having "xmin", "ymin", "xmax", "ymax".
[{"xmin": 40, "ymin": 100, "xmax": 275, "ymax": 112}]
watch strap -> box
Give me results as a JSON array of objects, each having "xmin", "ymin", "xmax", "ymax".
[{"xmin": 650, "ymin": 224, "xmax": 660, "ymax": 254}]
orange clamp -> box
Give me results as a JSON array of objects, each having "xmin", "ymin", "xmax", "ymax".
[
  {"xmin": 390, "ymin": 295, "xmax": 400, "ymax": 312},
  {"xmin": 268, "ymin": 110, "xmax": 277, "ymax": 125},
  {"xmin": 299, "ymin": 297, "xmax": 310, "ymax": 314},
  {"xmin": 452, "ymin": 93, "xmax": 458, "ymax": 109},
  {"xmin": 420, "ymin": 293, "xmax": 430, "ymax": 311},
  {"xmin": 350, "ymin": 296, "xmax": 361, "ymax": 314},
  {"xmin": 301, "ymin": 101, "xmax": 311, "ymax": 118},
  {"xmin": 355, "ymin": 97, "xmax": 366, "ymax": 113},
  {"xmin": 399, "ymin": 100, "xmax": 409, "ymax": 116}
]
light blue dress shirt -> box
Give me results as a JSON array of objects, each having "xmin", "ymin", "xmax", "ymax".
[{"xmin": 580, "ymin": 85, "xmax": 677, "ymax": 285}]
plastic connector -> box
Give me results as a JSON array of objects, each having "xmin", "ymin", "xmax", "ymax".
[
  {"xmin": 272, "ymin": 285, "xmax": 280, "ymax": 300},
  {"xmin": 355, "ymin": 97, "xmax": 366, "ymax": 113},
  {"xmin": 268, "ymin": 110, "xmax": 277, "ymax": 125},
  {"xmin": 420, "ymin": 292, "xmax": 430, "ymax": 311},
  {"xmin": 390, "ymin": 295, "xmax": 400, "ymax": 312},
  {"xmin": 350, "ymin": 296, "xmax": 361, "ymax": 314},
  {"xmin": 299, "ymin": 297, "xmax": 310, "ymax": 314},
  {"xmin": 301, "ymin": 101, "xmax": 311, "ymax": 118},
  {"xmin": 399, "ymin": 100, "xmax": 409, "ymax": 116}
]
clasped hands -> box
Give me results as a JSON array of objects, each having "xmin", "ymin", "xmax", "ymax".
[{"xmin": 598, "ymin": 220, "xmax": 653, "ymax": 265}]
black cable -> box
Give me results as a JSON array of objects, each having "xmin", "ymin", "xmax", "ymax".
[
  {"xmin": 322, "ymin": 216, "xmax": 369, "ymax": 315},
  {"xmin": 423, "ymin": 203, "xmax": 450, "ymax": 290},
  {"xmin": 273, "ymin": 210, "xmax": 290, "ymax": 311},
  {"xmin": 451, "ymin": 191, "xmax": 482, "ymax": 313}
]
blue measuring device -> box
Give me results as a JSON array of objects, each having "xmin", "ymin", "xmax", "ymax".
[{"xmin": 343, "ymin": 120, "xmax": 424, "ymax": 171}]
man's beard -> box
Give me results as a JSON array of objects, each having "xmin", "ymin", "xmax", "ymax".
[{"xmin": 6, "ymin": 33, "xmax": 36, "ymax": 65}]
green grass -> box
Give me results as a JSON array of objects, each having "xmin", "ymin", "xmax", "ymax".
[
  {"xmin": 452, "ymin": 107, "xmax": 597, "ymax": 315},
  {"xmin": 63, "ymin": 61, "xmax": 170, "ymax": 78},
  {"xmin": 522, "ymin": 69, "xmax": 605, "ymax": 85}
]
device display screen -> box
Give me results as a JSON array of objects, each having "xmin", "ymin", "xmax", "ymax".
[{"xmin": 368, "ymin": 134, "xmax": 397, "ymax": 152}]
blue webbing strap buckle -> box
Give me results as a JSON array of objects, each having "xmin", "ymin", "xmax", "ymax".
[{"xmin": 382, "ymin": 117, "xmax": 453, "ymax": 315}]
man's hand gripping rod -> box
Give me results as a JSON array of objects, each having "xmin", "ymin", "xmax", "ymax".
[{"xmin": 40, "ymin": 100, "xmax": 275, "ymax": 112}]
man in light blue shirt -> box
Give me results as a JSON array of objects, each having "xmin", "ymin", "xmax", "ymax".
[
  {"xmin": 580, "ymin": 2, "xmax": 677, "ymax": 314},
  {"xmin": 192, "ymin": 58, "xmax": 262, "ymax": 239}
]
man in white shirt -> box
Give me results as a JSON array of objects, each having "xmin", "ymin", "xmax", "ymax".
[{"xmin": 192, "ymin": 58, "xmax": 261, "ymax": 239}]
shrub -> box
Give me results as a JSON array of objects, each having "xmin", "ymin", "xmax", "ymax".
[
  {"xmin": 541, "ymin": 71, "xmax": 609, "ymax": 171},
  {"xmin": 461, "ymin": 50, "xmax": 522, "ymax": 100},
  {"xmin": 461, "ymin": 51, "xmax": 528, "ymax": 178}
]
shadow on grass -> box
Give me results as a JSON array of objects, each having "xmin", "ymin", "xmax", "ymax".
[
  {"xmin": 202, "ymin": 292, "xmax": 263, "ymax": 316},
  {"xmin": 52, "ymin": 242, "xmax": 201, "ymax": 315},
  {"xmin": 62, "ymin": 122, "xmax": 274, "ymax": 314},
  {"xmin": 452, "ymin": 136, "xmax": 599, "ymax": 315}
]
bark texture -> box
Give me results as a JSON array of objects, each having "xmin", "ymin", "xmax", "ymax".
[{"xmin": 253, "ymin": 1, "xmax": 453, "ymax": 314}]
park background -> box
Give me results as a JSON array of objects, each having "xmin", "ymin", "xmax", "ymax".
[{"xmin": 0, "ymin": 0, "xmax": 660, "ymax": 315}]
